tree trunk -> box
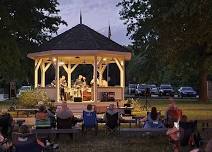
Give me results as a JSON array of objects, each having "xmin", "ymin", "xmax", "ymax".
[
  {"xmin": 199, "ymin": 45, "xmax": 208, "ymax": 102},
  {"xmin": 199, "ymin": 68, "xmax": 208, "ymax": 102}
]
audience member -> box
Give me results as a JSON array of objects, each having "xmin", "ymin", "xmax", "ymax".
[
  {"xmin": 165, "ymin": 98, "xmax": 182, "ymax": 127},
  {"xmin": 35, "ymin": 104, "xmax": 51, "ymax": 128},
  {"xmin": 104, "ymin": 104, "xmax": 121, "ymax": 121},
  {"xmin": 104, "ymin": 104, "xmax": 121, "ymax": 131},
  {"xmin": 56, "ymin": 102, "xmax": 73, "ymax": 119},
  {"xmin": 14, "ymin": 125, "xmax": 44, "ymax": 152},
  {"xmin": 56, "ymin": 102, "xmax": 77, "ymax": 128},
  {"xmin": 0, "ymin": 127, "xmax": 12, "ymax": 151},
  {"xmin": 85, "ymin": 104, "xmax": 94, "ymax": 113},
  {"xmin": 141, "ymin": 107, "xmax": 165, "ymax": 128},
  {"xmin": 0, "ymin": 112, "xmax": 13, "ymax": 138},
  {"xmin": 166, "ymin": 122, "xmax": 180, "ymax": 152}
]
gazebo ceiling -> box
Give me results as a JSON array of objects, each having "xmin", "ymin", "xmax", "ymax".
[{"xmin": 28, "ymin": 24, "xmax": 131, "ymax": 60}]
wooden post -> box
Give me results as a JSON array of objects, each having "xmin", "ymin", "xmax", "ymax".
[
  {"xmin": 115, "ymin": 58, "xmax": 125, "ymax": 100},
  {"xmin": 34, "ymin": 59, "xmax": 42, "ymax": 88},
  {"xmin": 121, "ymin": 60, "xmax": 125, "ymax": 88},
  {"xmin": 115, "ymin": 58, "xmax": 124, "ymax": 87},
  {"xmin": 93, "ymin": 56, "xmax": 97, "ymax": 102},
  {"xmin": 41, "ymin": 62, "xmax": 51, "ymax": 88},
  {"xmin": 34, "ymin": 60, "xmax": 38, "ymax": 88},
  {"xmin": 68, "ymin": 64, "xmax": 71, "ymax": 88},
  {"xmin": 41, "ymin": 62, "xmax": 45, "ymax": 87},
  {"xmin": 56, "ymin": 57, "xmax": 60, "ymax": 102}
]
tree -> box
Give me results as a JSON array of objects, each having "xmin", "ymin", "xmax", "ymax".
[
  {"xmin": 0, "ymin": 0, "xmax": 66, "ymax": 87},
  {"xmin": 118, "ymin": 0, "xmax": 212, "ymax": 102}
]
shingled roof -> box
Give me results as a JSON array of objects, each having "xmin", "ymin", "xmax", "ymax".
[{"xmin": 37, "ymin": 24, "xmax": 130, "ymax": 52}]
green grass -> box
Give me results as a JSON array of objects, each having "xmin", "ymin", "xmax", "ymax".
[
  {"xmin": 1, "ymin": 99, "xmax": 211, "ymax": 152},
  {"xmin": 131, "ymin": 99, "xmax": 212, "ymax": 120},
  {"xmin": 56, "ymin": 133, "xmax": 173, "ymax": 152}
]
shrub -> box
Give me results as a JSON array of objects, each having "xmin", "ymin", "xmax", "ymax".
[{"xmin": 18, "ymin": 89, "xmax": 51, "ymax": 108}]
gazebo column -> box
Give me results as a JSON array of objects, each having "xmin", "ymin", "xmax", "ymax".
[
  {"xmin": 93, "ymin": 56, "xmax": 98, "ymax": 102},
  {"xmin": 34, "ymin": 59, "xmax": 42, "ymax": 88},
  {"xmin": 41, "ymin": 62, "xmax": 51, "ymax": 87},
  {"xmin": 121, "ymin": 60, "xmax": 125, "ymax": 88},
  {"xmin": 115, "ymin": 58, "xmax": 125, "ymax": 100},
  {"xmin": 56, "ymin": 57, "xmax": 60, "ymax": 102},
  {"xmin": 98, "ymin": 64, "xmax": 107, "ymax": 86},
  {"xmin": 63, "ymin": 64, "xmax": 78, "ymax": 88},
  {"xmin": 115, "ymin": 58, "xmax": 125, "ymax": 87}
]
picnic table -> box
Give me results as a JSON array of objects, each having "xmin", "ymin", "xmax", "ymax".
[{"xmin": 118, "ymin": 106, "xmax": 134, "ymax": 115}]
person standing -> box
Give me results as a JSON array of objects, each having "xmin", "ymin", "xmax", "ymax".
[{"xmin": 60, "ymin": 76, "xmax": 67, "ymax": 101}]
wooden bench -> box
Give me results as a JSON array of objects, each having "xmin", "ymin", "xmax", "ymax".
[
  {"xmin": 120, "ymin": 128, "xmax": 167, "ymax": 136},
  {"xmin": 31, "ymin": 127, "xmax": 81, "ymax": 134},
  {"xmin": 31, "ymin": 127, "xmax": 81, "ymax": 141},
  {"xmin": 14, "ymin": 108, "xmax": 38, "ymax": 117}
]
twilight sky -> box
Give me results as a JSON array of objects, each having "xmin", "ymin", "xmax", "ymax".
[{"xmin": 57, "ymin": 0, "xmax": 131, "ymax": 45}]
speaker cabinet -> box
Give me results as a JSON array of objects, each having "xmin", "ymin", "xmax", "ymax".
[{"xmin": 74, "ymin": 97, "xmax": 82, "ymax": 102}]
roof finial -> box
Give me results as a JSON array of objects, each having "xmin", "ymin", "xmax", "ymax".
[
  {"xmin": 80, "ymin": 10, "xmax": 82, "ymax": 24},
  {"xmin": 108, "ymin": 24, "xmax": 111, "ymax": 39}
]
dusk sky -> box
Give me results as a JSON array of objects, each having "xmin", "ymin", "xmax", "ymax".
[{"xmin": 57, "ymin": 0, "xmax": 131, "ymax": 45}]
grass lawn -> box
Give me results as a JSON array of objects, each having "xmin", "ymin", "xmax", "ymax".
[
  {"xmin": 1, "ymin": 98, "xmax": 211, "ymax": 152},
  {"xmin": 131, "ymin": 99, "xmax": 212, "ymax": 120},
  {"xmin": 56, "ymin": 133, "xmax": 173, "ymax": 152},
  {"xmin": 55, "ymin": 99, "xmax": 211, "ymax": 152}
]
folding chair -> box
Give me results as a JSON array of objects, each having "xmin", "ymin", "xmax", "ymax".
[
  {"xmin": 105, "ymin": 112, "xmax": 120, "ymax": 135},
  {"xmin": 82, "ymin": 111, "xmax": 98, "ymax": 135},
  {"xmin": 180, "ymin": 121, "xmax": 198, "ymax": 147}
]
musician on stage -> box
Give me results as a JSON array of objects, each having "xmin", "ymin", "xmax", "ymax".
[
  {"xmin": 74, "ymin": 75, "xmax": 83, "ymax": 97},
  {"xmin": 60, "ymin": 75, "xmax": 67, "ymax": 101}
]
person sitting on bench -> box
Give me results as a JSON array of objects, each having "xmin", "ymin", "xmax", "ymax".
[
  {"xmin": 35, "ymin": 105, "xmax": 51, "ymax": 129},
  {"xmin": 56, "ymin": 102, "xmax": 77, "ymax": 128}
]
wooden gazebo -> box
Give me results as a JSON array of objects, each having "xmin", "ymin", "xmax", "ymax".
[{"xmin": 27, "ymin": 24, "xmax": 131, "ymax": 103}]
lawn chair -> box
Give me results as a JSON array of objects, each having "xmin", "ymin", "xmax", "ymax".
[
  {"xmin": 82, "ymin": 111, "xmax": 98, "ymax": 135},
  {"xmin": 180, "ymin": 121, "xmax": 200, "ymax": 148},
  {"xmin": 105, "ymin": 112, "xmax": 120, "ymax": 135}
]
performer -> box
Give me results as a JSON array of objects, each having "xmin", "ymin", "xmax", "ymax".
[
  {"xmin": 82, "ymin": 76, "xmax": 87, "ymax": 86},
  {"xmin": 60, "ymin": 76, "xmax": 67, "ymax": 101},
  {"xmin": 74, "ymin": 75, "xmax": 83, "ymax": 97},
  {"xmin": 90, "ymin": 78, "xmax": 99, "ymax": 86},
  {"xmin": 51, "ymin": 79, "xmax": 56, "ymax": 87}
]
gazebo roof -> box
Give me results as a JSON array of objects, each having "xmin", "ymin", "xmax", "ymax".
[{"xmin": 38, "ymin": 24, "xmax": 130, "ymax": 52}]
